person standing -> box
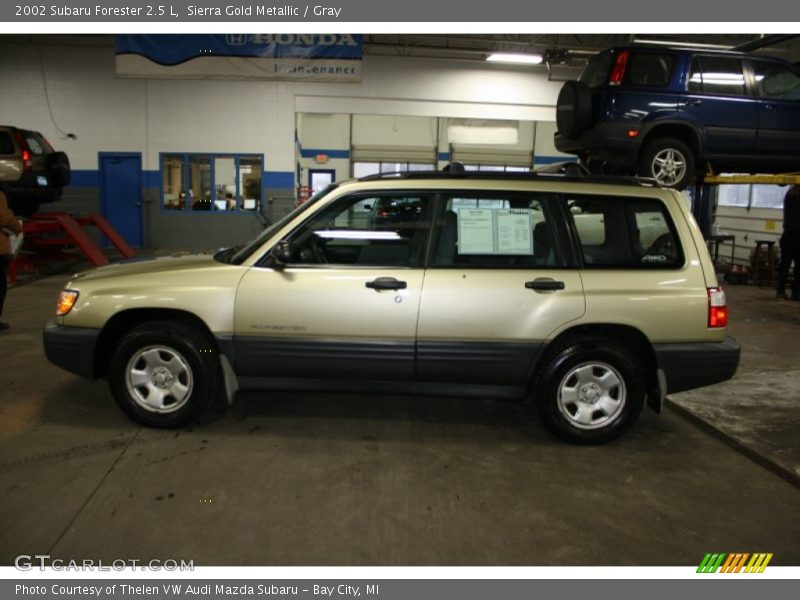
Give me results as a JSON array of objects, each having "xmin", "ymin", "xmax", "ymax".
[
  {"xmin": 0, "ymin": 188, "xmax": 23, "ymax": 330},
  {"xmin": 777, "ymin": 184, "xmax": 800, "ymax": 301}
]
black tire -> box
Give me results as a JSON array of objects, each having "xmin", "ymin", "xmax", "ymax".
[
  {"xmin": 534, "ymin": 340, "xmax": 646, "ymax": 444},
  {"xmin": 638, "ymin": 137, "xmax": 695, "ymax": 190},
  {"xmin": 556, "ymin": 81, "xmax": 593, "ymax": 140},
  {"xmin": 108, "ymin": 320, "xmax": 222, "ymax": 428},
  {"xmin": 47, "ymin": 151, "xmax": 71, "ymax": 187}
]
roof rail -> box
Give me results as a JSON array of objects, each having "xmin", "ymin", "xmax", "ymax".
[{"xmin": 357, "ymin": 162, "xmax": 659, "ymax": 187}]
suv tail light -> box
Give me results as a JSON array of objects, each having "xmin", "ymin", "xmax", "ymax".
[
  {"xmin": 13, "ymin": 130, "xmax": 32, "ymax": 171},
  {"xmin": 608, "ymin": 50, "xmax": 630, "ymax": 86},
  {"xmin": 708, "ymin": 287, "xmax": 728, "ymax": 328}
]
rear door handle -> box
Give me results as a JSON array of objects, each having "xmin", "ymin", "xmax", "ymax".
[
  {"xmin": 525, "ymin": 278, "xmax": 565, "ymax": 292},
  {"xmin": 366, "ymin": 277, "xmax": 407, "ymax": 291}
]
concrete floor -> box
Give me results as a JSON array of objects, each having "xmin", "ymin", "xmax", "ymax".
[
  {"xmin": 669, "ymin": 284, "xmax": 800, "ymax": 482},
  {"xmin": 1, "ymin": 276, "xmax": 799, "ymax": 566}
]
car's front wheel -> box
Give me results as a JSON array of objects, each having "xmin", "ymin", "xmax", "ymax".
[
  {"xmin": 534, "ymin": 340, "xmax": 646, "ymax": 444},
  {"xmin": 109, "ymin": 321, "xmax": 221, "ymax": 427},
  {"xmin": 638, "ymin": 137, "xmax": 695, "ymax": 189}
]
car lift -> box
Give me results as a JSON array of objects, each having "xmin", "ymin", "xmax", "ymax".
[
  {"xmin": 692, "ymin": 171, "xmax": 800, "ymax": 285},
  {"xmin": 9, "ymin": 212, "xmax": 136, "ymax": 284}
]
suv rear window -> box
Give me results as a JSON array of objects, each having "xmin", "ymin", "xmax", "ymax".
[
  {"xmin": 625, "ymin": 53, "xmax": 675, "ymax": 87},
  {"xmin": 567, "ymin": 195, "xmax": 683, "ymax": 269},
  {"xmin": 580, "ymin": 51, "xmax": 614, "ymax": 89}
]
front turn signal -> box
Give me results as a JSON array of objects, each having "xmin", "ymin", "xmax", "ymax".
[{"xmin": 56, "ymin": 290, "xmax": 79, "ymax": 316}]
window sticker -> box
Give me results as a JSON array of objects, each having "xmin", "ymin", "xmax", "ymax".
[
  {"xmin": 457, "ymin": 208, "xmax": 533, "ymax": 255},
  {"xmin": 458, "ymin": 209, "xmax": 495, "ymax": 254},
  {"xmin": 497, "ymin": 209, "xmax": 533, "ymax": 254}
]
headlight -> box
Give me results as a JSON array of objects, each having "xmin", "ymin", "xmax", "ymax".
[{"xmin": 56, "ymin": 290, "xmax": 79, "ymax": 316}]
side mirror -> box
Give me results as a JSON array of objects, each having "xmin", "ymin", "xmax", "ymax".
[{"xmin": 271, "ymin": 240, "xmax": 292, "ymax": 268}]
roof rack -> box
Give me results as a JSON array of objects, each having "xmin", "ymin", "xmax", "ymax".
[{"xmin": 357, "ymin": 162, "xmax": 659, "ymax": 187}]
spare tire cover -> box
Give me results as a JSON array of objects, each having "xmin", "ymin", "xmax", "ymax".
[
  {"xmin": 48, "ymin": 151, "xmax": 71, "ymax": 187},
  {"xmin": 556, "ymin": 81, "xmax": 593, "ymax": 140}
]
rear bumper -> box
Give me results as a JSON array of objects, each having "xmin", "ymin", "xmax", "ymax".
[
  {"xmin": 6, "ymin": 172, "xmax": 63, "ymax": 204},
  {"xmin": 555, "ymin": 122, "xmax": 642, "ymax": 166},
  {"xmin": 654, "ymin": 336, "xmax": 740, "ymax": 394},
  {"xmin": 43, "ymin": 320, "xmax": 100, "ymax": 379}
]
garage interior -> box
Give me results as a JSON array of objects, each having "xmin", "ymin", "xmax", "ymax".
[{"xmin": 1, "ymin": 33, "xmax": 799, "ymax": 566}]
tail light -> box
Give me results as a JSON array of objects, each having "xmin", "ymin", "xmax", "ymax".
[
  {"xmin": 708, "ymin": 287, "xmax": 728, "ymax": 328},
  {"xmin": 608, "ymin": 50, "xmax": 630, "ymax": 86},
  {"xmin": 13, "ymin": 130, "xmax": 32, "ymax": 171}
]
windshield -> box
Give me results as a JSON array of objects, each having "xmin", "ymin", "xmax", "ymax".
[{"xmin": 225, "ymin": 184, "xmax": 338, "ymax": 265}]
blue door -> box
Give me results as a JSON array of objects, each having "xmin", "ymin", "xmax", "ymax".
[{"xmin": 100, "ymin": 153, "xmax": 143, "ymax": 246}]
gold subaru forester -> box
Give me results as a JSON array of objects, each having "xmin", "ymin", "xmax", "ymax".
[{"xmin": 44, "ymin": 166, "xmax": 739, "ymax": 443}]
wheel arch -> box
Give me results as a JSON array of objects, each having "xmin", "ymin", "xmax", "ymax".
[
  {"xmin": 534, "ymin": 323, "xmax": 662, "ymax": 413},
  {"xmin": 94, "ymin": 308, "xmax": 218, "ymax": 378},
  {"xmin": 639, "ymin": 122, "xmax": 702, "ymax": 163}
]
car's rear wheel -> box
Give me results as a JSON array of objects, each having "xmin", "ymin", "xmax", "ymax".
[
  {"xmin": 109, "ymin": 321, "xmax": 221, "ymax": 427},
  {"xmin": 639, "ymin": 137, "xmax": 695, "ymax": 189},
  {"xmin": 534, "ymin": 340, "xmax": 646, "ymax": 444},
  {"xmin": 556, "ymin": 81, "xmax": 593, "ymax": 140}
]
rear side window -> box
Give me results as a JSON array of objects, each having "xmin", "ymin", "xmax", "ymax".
[
  {"xmin": 580, "ymin": 51, "xmax": 614, "ymax": 89},
  {"xmin": 432, "ymin": 193, "xmax": 563, "ymax": 268},
  {"xmin": 688, "ymin": 56, "xmax": 747, "ymax": 96},
  {"xmin": 625, "ymin": 53, "xmax": 675, "ymax": 87},
  {"xmin": 0, "ymin": 132, "xmax": 14, "ymax": 155},
  {"xmin": 567, "ymin": 195, "xmax": 683, "ymax": 269}
]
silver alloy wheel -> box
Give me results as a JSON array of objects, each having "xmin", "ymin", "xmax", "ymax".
[
  {"xmin": 125, "ymin": 345, "xmax": 194, "ymax": 414},
  {"xmin": 557, "ymin": 361, "xmax": 627, "ymax": 430},
  {"xmin": 650, "ymin": 147, "xmax": 687, "ymax": 187}
]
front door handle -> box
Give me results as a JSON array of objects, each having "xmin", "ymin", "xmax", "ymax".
[
  {"xmin": 366, "ymin": 277, "xmax": 407, "ymax": 291},
  {"xmin": 525, "ymin": 278, "xmax": 565, "ymax": 292},
  {"xmin": 687, "ymin": 99, "xmax": 703, "ymax": 106}
]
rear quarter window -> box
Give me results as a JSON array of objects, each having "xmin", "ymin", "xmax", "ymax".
[
  {"xmin": 624, "ymin": 53, "xmax": 675, "ymax": 87},
  {"xmin": 580, "ymin": 51, "xmax": 614, "ymax": 89},
  {"xmin": 24, "ymin": 132, "xmax": 48, "ymax": 155},
  {"xmin": 567, "ymin": 195, "xmax": 684, "ymax": 269}
]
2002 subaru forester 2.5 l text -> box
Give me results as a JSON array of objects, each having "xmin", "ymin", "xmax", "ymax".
[{"xmin": 43, "ymin": 167, "xmax": 740, "ymax": 444}]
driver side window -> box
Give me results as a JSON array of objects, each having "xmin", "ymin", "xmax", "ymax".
[{"xmin": 286, "ymin": 193, "xmax": 433, "ymax": 267}]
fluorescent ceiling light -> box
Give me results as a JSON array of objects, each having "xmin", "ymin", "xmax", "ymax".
[{"xmin": 486, "ymin": 52, "xmax": 543, "ymax": 65}]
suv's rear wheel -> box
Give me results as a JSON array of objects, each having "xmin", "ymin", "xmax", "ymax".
[
  {"xmin": 109, "ymin": 321, "xmax": 221, "ymax": 428},
  {"xmin": 534, "ymin": 340, "xmax": 646, "ymax": 444},
  {"xmin": 639, "ymin": 137, "xmax": 695, "ymax": 189}
]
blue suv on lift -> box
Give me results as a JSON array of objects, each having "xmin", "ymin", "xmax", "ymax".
[{"xmin": 554, "ymin": 45, "xmax": 800, "ymax": 189}]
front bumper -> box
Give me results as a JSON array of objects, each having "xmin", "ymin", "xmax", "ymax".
[
  {"xmin": 43, "ymin": 320, "xmax": 100, "ymax": 379},
  {"xmin": 654, "ymin": 336, "xmax": 741, "ymax": 394}
]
